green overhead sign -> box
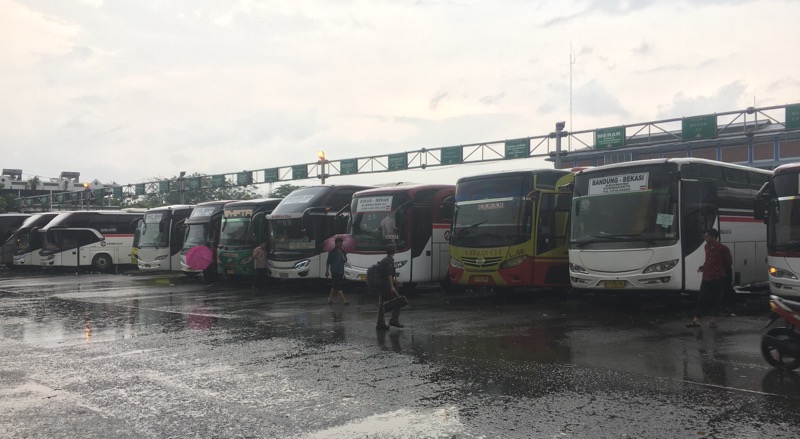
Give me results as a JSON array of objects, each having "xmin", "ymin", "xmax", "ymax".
[
  {"xmin": 264, "ymin": 168, "xmax": 279, "ymax": 183},
  {"xmin": 135, "ymin": 184, "xmax": 145, "ymax": 196},
  {"xmin": 211, "ymin": 175, "xmax": 226, "ymax": 187},
  {"xmin": 595, "ymin": 126, "xmax": 625, "ymax": 149},
  {"xmin": 237, "ymin": 171, "xmax": 253, "ymax": 185},
  {"xmin": 388, "ymin": 153, "xmax": 407, "ymax": 171},
  {"xmin": 682, "ymin": 115, "xmax": 717, "ymax": 140},
  {"xmin": 505, "ymin": 139, "xmax": 529, "ymax": 159},
  {"xmin": 113, "ymin": 187, "xmax": 123, "ymax": 198},
  {"xmin": 441, "ymin": 146, "xmax": 463, "ymax": 165},
  {"xmin": 188, "ymin": 177, "xmax": 201, "ymax": 189},
  {"xmin": 340, "ymin": 159, "xmax": 358, "ymax": 175},
  {"xmin": 159, "ymin": 181, "xmax": 170, "ymax": 194},
  {"xmin": 292, "ymin": 165, "xmax": 308, "ymax": 180},
  {"xmin": 787, "ymin": 104, "xmax": 800, "ymax": 130}
]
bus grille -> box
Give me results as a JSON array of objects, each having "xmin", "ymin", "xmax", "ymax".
[{"xmin": 462, "ymin": 256, "xmax": 503, "ymax": 268}]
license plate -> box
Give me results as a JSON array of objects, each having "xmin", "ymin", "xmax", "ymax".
[
  {"xmin": 359, "ymin": 274, "xmax": 367, "ymax": 281},
  {"xmin": 604, "ymin": 280, "xmax": 625, "ymax": 288},
  {"xmin": 279, "ymin": 272, "xmax": 289, "ymax": 279},
  {"xmin": 472, "ymin": 275, "xmax": 490, "ymax": 283},
  {"xmin": 226, "ymin": 270, "xmax": 235, "ymax": 275}
]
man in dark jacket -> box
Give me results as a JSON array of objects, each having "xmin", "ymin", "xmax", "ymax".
[
  {"xmin": 687, "ymin": 228, "xmax": 733, "ymax": 329},
  {"xmin": 376, "ymin": 244, "xmax": 402, "ymax": 330}
]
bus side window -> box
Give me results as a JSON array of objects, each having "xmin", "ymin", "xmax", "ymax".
[{"xmin": 681, "ymin": 180, "xmax": 717, "ymax": 255}]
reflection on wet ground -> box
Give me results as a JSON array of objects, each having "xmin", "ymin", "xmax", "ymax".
[{"xmin": 0, "ymin": 269, "xmax": 798, "ymax": 437}]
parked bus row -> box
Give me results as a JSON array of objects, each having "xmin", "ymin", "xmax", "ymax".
[{"xmin": 1, "ymin": 158, "xmax": 790, "ymax": 298}]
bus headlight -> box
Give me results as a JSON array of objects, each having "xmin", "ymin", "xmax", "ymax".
[
  {"xmin": 155, "ymin": 255, "xmax": 168, "ymax": 261},
  {"xmin": 449, "ymin": 257, "xmax": 463, "ymax": 269},
  {"xmin": 769, "ymin": 267, "xmax": 798, "ymax": 280},
  {"xmin": 643, "ymin": 259, "xmax": 678, "ymax": 274},
  {"xmin": 569, "ymin": 263, "xmax": 587, "ymax": 274},
  {"xmin": 394, "ymin": 260, "xmax": 407, "ymax": 270},
  {"xmin": 241, "ymin": 256, "xmax": 252, "ymax": 265},
  {"xmin": 500, "ymin": 255, "xmax": 526, "ymax": 269},
  {"xmin": 294, "ymin": 259, "xmax": 310, "ymax": 270}
]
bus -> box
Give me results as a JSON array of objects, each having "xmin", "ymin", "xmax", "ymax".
[
  {"xmin": 568, "ymin": 158, "xmax": 770, "ymax": 293},
  {"xmin": 267, "ymin": 185, "xmax": 371, "ymax": 280},
  {"xmin": 344, "ymin": 184, "xmax": 455, "ymax": 289},
  {"xmin": 135, "ymin": 205, "xmax": 194, "ymax": 271},
  {"xmin": 3, "ymin": 213, "xmax": 56, "ymax": 267},
  {"xmin": 0, "ymin": 213, "xmax": 29, "ymax": 265},
  {"xmin": 447, "ymin": 170, "xmax": 573, "ymax": 291},
  {"xmin": 755, "ymin": 163, "xmax": 800, "ymax": 297},
  {"xmin": 180, "ymin": 200, "xmax": 235, "ymax": 278},
  {"xmin": 217, "ymin": 198, "xmax": 282, "ymax": 278},
  {"xmin": 38, "ymin": 211, "xmax": 143, "ymax": 271}
]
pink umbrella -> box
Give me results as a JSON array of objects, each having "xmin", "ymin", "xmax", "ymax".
[
  {"xmin": 322, "ymin": 234, "xmax": 357, "ymax": 253},
  {"xmin": 186, "ymin": 245, "xmax": 214, "ymax": 270}
]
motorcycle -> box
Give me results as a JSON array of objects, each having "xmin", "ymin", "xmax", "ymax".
[{"xmin": 761, "ymin": 295, "xmax": 800, "ymax": 370}]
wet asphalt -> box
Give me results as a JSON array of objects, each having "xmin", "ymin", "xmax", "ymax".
[{"xmin": 1, "ymin": 267, "xmax": 799, "ymax": 439}]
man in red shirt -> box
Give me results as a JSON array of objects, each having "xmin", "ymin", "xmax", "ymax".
[{"xmin": 687, "ymin": 228, "xmax": 732, "ymax": 328}]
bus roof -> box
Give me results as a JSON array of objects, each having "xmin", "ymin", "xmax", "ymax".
[
  {"xmin": 773, "ymin": 162, "xmax": 800, "ymax": 177},
  {"xmin": 223, "ymin": 198, "xmax": 283, "ymax": 209},
  {"xmin": 574, "ymin": 157, "xmax": 771, "ymax": 176},
  {"xmin": 146, "ymin": 204, "xmax": 195, "ymax": 211},
  {"xmin": 353, "ymin": 184, "xmax": 454, "ymax": 198},
  {"xmin": 456, "ymin": 168, "xmax": 570, "ymax": 184}
]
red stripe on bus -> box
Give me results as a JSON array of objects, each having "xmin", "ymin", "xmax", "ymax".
[{"xmin": 432, "ymin": 224, "xmax": 451, "ymax": 229}]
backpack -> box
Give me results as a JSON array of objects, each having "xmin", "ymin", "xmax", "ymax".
[{"xmin": 366, "ymin": 257, "xmax": 388, "ymax": 290}]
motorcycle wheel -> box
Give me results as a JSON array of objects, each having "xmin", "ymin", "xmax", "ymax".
[{"xmin": 761, "ymin": 327, "xmax": 800, "ymax": 371}]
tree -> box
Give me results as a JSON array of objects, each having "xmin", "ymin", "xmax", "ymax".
[
  {"xmin": 27, "ymin": 176, "xmax": 40, "ymax": 191},
  {"xmin": 270, "ymin": 183, "xmax": 304, "ymax": 198},
  {"xmin": 123, "ymin": 173, "xmax": 260, "ymax": 209}
]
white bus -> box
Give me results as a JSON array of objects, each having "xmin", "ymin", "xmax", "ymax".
[
  {"xmin": 267, "ymin": 185, "xmax": 370, "ymax": 280},
  {"xmin": 755, "ymin": 163, "xmax": 800, "ymax": 297},
  {"xmin": 7, "ymin": 213, "xmax": 58, "ymax": 268},
  {"xmin": 568, "ymin": 158, "xmax": 770, "ymax": 293},
  {"xmin": 136, "ymin": 205, "xmax": 193, "ymax": 272},
  {"xmin": 343, "ymin": 184, "xmax": 455, "ymax": 290},
  {"xmin": 39, "ymin": 211, "xmax": 143, "ymax": 271}
]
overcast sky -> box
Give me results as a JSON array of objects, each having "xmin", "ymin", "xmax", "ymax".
[{"xmin": 2, "ymin": 0, "xmax": 798, "ymax": 192}]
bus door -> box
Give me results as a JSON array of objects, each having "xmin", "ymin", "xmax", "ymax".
[
  {"xmin": 681, "ymin": 180, "xmax": 718, "ymax": 290},
  {"xmin": 432, "ymin": 192, "xmax": 455, "ymax": 281}
]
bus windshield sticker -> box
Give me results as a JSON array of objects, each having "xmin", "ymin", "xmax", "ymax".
[
  {"xmin": 144, "ymin": 213, "xmax": 163, "ymax": 223},
  {"xmin": 190, "ymin": 207, "xmax": 216, "ymax": 217},
  {"xmin": 356, "ymin": 196, "xmax": 393, "ymax": 213},
  {"xmin": 224, "ymin": 209, "xmax": 253, "ymax": 218},
  {"xmin": 282, "ymin": 194, "xmax": 315, "ymax": 205},
  {"xmin": 656, "ymin": 213, "xmax": 674, "ymax": 228},
  {"xmin": 477, "ymin": 202, "xmax": 504, "ymax": 210},
  {"xmin": 588, "ymin": 172, "xmax": 649, "ymax": 196}
]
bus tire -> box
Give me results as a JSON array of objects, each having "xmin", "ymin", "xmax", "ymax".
[{"xmin": 92, "ymin": 254, "xmax": 113, "ymax": 272}]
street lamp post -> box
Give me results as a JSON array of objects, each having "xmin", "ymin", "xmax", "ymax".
[
  {"xmin": 317, "ymin": 151, "xmax": 328, "ymax": 185},
  {"xmin": 177, "ymin": 171, "xmax": 186, "ymax": 204}
]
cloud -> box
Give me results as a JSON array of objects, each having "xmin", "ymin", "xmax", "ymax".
[
  {"xmin": 656, "ymin": 81, "xmax": 747, "ymax": 119},
  {"xmin": 631, "ymin": 41, "xmax": 652, "ymax": 56},
  {"xmin": 429, "ymin": 91, "xmax": 449, "ymax": 111},
  {"xmin": 479, "ymin": 92, "xmax": 505, "ymax": 105}
]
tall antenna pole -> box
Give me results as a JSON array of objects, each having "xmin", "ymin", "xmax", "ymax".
[{"xmin": 569, "ymin": 43, "xmax": 576, "ymax": 149}]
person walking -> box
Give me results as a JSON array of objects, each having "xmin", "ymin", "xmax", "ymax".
[
  {"xmin": 253, "ymin": 241, "xmax": 268, "ymax": 290},
  {"xmin": 376, "ymin": 244, "xmax": 402, "ymax": 330},
  {"xmin": 687, "ymin": 228, "xmax": 732, "ymax": 329},
  {"xmin": 325, "ymin": 237, "xmax": 350, "ymax": 304}
]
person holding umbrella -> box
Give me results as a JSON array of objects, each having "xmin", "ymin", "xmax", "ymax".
[{"xmin": 325, "ymin": 237, "xmax": 350, "ymax": 304}]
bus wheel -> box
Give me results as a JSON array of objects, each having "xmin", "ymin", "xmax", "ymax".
[{"xmin": 92, "ymin": 254, "xmax": 113, "ymax": 272}]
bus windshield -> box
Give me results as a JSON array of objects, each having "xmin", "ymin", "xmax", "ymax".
[
  {"xmin": 769, "ymin": 172, "xmax": 800, "ymax": 250},
  {"xmin": 269, "ymin": 218, "xmax": 316, "ymax": 251},
  {"xmin": 139, "ymin": 213, "xmax": 168, "ymax": 247},
  {"xmin": 349, "ymin": 193, "xmax": 411, "ymax": 251},
  {"xmin": 570, "ymin": 166, "xmax": 678, "ymax": 248},
  {"xmin": 451, "ymin": 199, "xmax": 527, "ymax": 247},
  {"xmin": 220, "ymin": 218, "xmax": 252, "ymax": 246},
  {"xmin": 184, "ymin": 224, "xmax": 209, "ymax": 247}
]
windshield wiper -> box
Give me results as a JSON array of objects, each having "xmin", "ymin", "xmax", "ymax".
[{"xmin": 455, "ymin": 221, "xmax": 487, "ymax": 237}]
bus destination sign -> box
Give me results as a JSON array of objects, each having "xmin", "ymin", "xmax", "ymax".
[{"xmin": 588, "ymin": 172, "xmax": 649, "ymax": 196}]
